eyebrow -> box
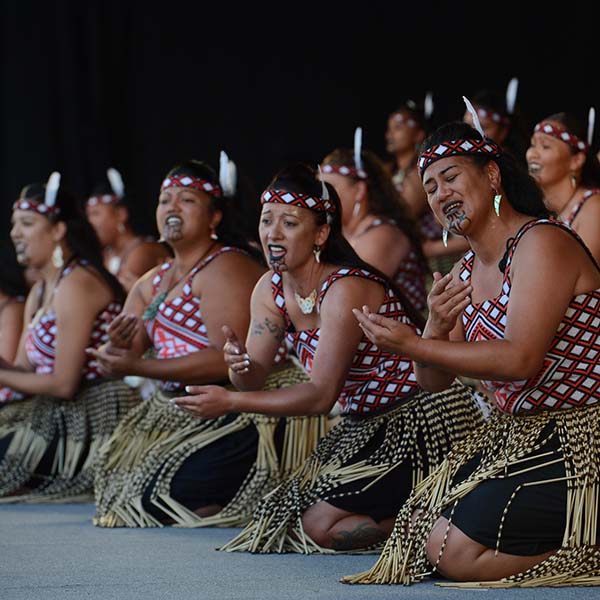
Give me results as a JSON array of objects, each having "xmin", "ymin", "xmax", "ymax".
[{"xmin": 424, "ymin": 164, "xmax": 457, "ymax": 186}]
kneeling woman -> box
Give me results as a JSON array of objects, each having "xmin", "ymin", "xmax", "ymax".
[
  {"xmin": 349, "ymin": 119, "xmax": 600, "ymax": 586},
  {"xmin": 175, "ymin": 164, "xmax": 482, "ymax": 553},
  {"xmin": 91, "ymin": 159, "xmax": 307, "ymax": 528},
  {"xmin": 0, "ymin": 175, "xmax": 139, "ymax": 501}
]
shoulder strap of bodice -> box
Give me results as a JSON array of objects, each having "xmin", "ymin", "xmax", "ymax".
[{"xmin": 566, "ymin": 188, "xmax": 600, "ymax": 226}]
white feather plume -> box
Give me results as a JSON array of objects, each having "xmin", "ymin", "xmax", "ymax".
[
  {"xmin": 588, "ymin": 107, "xmax": 596, "ymax": 147},
  {"xmin": 463, "ymin": 96, "xmax": 486, "ymax": 138},
  {"xmin": 44, "ymin": 171, "xmax": 61, "ymax": 208},
  {"xmin": 219, "ymin": 150, "xmax": 237, "ymax": 197},
  {"xmin": 354, "ymin": 127, "xmax": 364, "ymax": 173},
  {"xmin": 505, "ymin": 78, "xmax": 519, "ymax": 115},
  {"xmin": 317, "ymin": 165, "xmax": 329, "ymax": 201},
  {"xmin": 107, "ymin": 167, "xmax": 125, "ymax": 199},
  {"xmin": 424, "ymin": 91, "xmax": 434, "ymax": 120}
]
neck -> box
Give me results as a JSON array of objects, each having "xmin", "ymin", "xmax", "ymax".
[
  {"xmin": 466, "ymin": 208, "xmax": 530, "ymax": 266},
  {"xmin": 343, "ymin": 209, "xmax": 373, "ymax": 241},
  {"xmin": 110, "ymin": 229, "xmax": 137, "ymax": 254},
  {"xmin": 172, "ymin": 238, "xmax": 218, "ymax": 273},
  {"xmin": 542, "ymin": 179, "xmax": 580, "ymax": 216},
  {"xmin": 395, "ymin": 148, "xmax": 417, "ymax": 171},
  {"xmin": 38, "ymin": 261, "xmax": 63, "ymax": 287},
  {"xmin": 286, "ymin": 258, "xmax": 324, "ymax": 296}
]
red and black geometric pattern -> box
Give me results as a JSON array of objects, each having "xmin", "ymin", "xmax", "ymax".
[
  {"xmin": 270, "ymin": 267, "xmax": 420, "ymax": 415},
  {"xmin": 160, "ymin": 174, "xmax": 223, "ymax": 199},
  {"xmin": 261, "ymin": 189, "xmax": 336, "ymax": 215},
  {"xmin": 321, "ymin": 163, "xmax": 367, "ymax": 180},
  {"xmin": 534, "ymin": 121, "xmax": 589, "ymax": 153},
  {"xmin": 474, "ymin": 105, "xmax": 510, "ymax": 126},
  {"xmin": 13, "ymin": 198, "xmax": 60, "ymax": 219},
  {"xmin": 460, "ymin": 219, "xmax": 600, "ymax": 414},
  {"xmin": 565, "ymin": 188, "xmax": 600, "ymax": 227},
  {"xmin": 417, "ymin": 138, "xmax": 501, "ymax": 177},
  {"xmin": 24, "ymin": 260, "xmax": 121, "ymax": 381}
]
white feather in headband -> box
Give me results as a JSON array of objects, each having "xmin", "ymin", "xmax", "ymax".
[
  {"xmin": 44, "ymin": 171, "xmax": 61, "ymax": 208},
  {"xmin": 107, "ymin": 167, "xmax": 125, "ymax": 199},
  {"xmin": 463, "ymin": 96, "xmax": 486, "ymax": 138},
  {"xmin": 505, "ymin": 78, "xmax": 519, "ymax": 115},
  {"xmin": 219, "ymin": 150, "xmax": 237, "ymax": 198},
  {"xmin": 424, "ymin": 91, "xmax": 434, "ymax": 121},
  {"xmin": 354, "ymin": 127, "xmax": 364, "ymax": 174},
  {"xmin": 588, "ymin": 107, "xmax": 596, "ymax": 147}
]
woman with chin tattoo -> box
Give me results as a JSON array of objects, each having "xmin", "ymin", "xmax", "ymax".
[
  {"xmin": 526, "ymin": 109, "xmax": 600, "ymax": 262},
  {"xmin": 0, "ymin": 174, "xmax": 139, "ymax": 501},
  {"xmin": 175, "ymin": 163, "xmax": 482, "ymax": 554},
  {"xmin": 348, "ymin": 111, "xmax": 600, "ymax": 587},
  {"xmin": 91, "ymin": 158, "xmax": 308, "ymax": 528}
]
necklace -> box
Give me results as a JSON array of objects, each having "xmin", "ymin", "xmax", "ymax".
[
  {"xmin": 142, "ymin": 242, "xmax": 217, "ymax": 321},
  {"xmin": 294, "ymin": 288, "xmax": 318, "ymax": 314}
]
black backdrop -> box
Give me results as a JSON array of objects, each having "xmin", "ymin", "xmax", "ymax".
[{"xmin": 1, "ymin": 1, "xmax": 598, "ymax": 240}]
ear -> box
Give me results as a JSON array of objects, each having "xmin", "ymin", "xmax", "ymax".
[
  {"xmin": 210, "ymin": 208, "xmax": 223, "ymax": 232},
  {"xmin": 569, "ymin": 151, "xmax": 586, "ymax": 174},
  {"xmin": 315, "ymin": 223, "xmax": 331, "ymax": 247},
  {"xmin": 115, "ymin": 204, "xmax": 129, "ymax": 225},
  {"xmin": 486, "ymin": 161, "xmax": 502, "ymax": 191},
  {"xmin": 52, "ymin": 220, "xmax": 67, "ymax": 243},
  {"xmin": 354, "ymin": 180, "xmax": 368, "ymax": 203}
]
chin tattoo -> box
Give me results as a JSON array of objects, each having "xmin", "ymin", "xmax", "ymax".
[{"xmin": 446, "ymin": 209, "xmax": 471, "ymax": 236}]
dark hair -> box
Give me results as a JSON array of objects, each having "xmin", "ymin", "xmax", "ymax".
[
  {"xmin": 470, "ymin": 88, "xmax": 530, "ymax": 166},
  {"xmin": 164, "ymin": 160, "xmax": 264, "ymax": 262},
  {"xmin": 543, "ymin": 112, "xmax": 600, "ymax": 187},
  {"xmin": 0, "ymin": 240, "xmax": 28, "ymax": 298},
  {"xmin": 265, "ymin": 163, "xmax": 426, "ymax": 329},
  {"xmin": 420, "ymin": 121, "xmax": 549, "ymax": 219},
  {"xmin": 322, "ymin": 148, "xmax": 429, "ymax": 274},
  {"xmin": 389, "ymin": 98, "xmax": 433, "ymax": 134},
  {"xmin": 18, "ymin": 183, "xmax": 125, "ymax": 302},
  {"xmin": 89, "ymin": 181, "xmax": 126, "ymax": 206}
]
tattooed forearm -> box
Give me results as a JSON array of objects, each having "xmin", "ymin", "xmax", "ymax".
[
  {"xmin": 251, "ymin": 317, "xmax": 285, "ymax": 342},
  {"xmin": 330, "ymin": 522, "xmax": 389, "ymax": 551}
]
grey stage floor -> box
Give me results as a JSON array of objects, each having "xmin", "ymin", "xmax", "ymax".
[{"xmin": 0, "ymin": 504, "xmax": 594, "ymax": 600}]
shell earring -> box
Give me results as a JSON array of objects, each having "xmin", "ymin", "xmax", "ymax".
[
  {"xmin": 442, "ymin": 228, "xmax": 449, "ymax": 248},
  {"xmin": 494, "ymin": 193, "xmax": 502, "ymax": 217},
  {"xmin": 52, "ymin": 244, "xmax": 64, "ymax": 268},
  {"xmin": 313, "ymin": 246, "xmax": 322, "ymax": 263}
]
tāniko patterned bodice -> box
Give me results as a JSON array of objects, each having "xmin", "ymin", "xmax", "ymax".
[
  {"xmin": 564, "ymin": 188, "xmax": 600, "ymax": 227},
  {"xmin": 145, "ymin": 247, "xmax": 286, "ymax": 392},
  {"xmin": 25, "ymin": 260, "xmax": 121, "ymax": 380},
  {"xmin": 460, "ymin": 219, "xmax": 600, "ymax": 414},
  {"xmin": 271, "ymin": 268, "xmax": 420, "ymax": 415}
]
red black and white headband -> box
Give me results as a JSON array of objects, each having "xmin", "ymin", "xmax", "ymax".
[
  {"xmin": 160, "ymin": 174, "xmax": 223, "ymax": 199},
  {"xmin": 390, "ymin": 92, "xmax": 434, "ymax": 129},
  {"xmin": 322, "ymin": 127, "xmax": 367, "ymax": 180},
  {"xmin": 261, "ymin": 189, "xmax": 335, "ymax": 216},
  {"xmin": 13, "ymin": 171, "xmax": 61, "ymax": 218},
  {"xmin": 418, "ymin": 97, "xmax": 502, "ymax": 178},
  {"xmin": 87, "ymin": 167, "xmax": 125, "ymax": 207},
  {"xmin": 534, "ymin": 107, "xmax": 596, "ymax": 154}
]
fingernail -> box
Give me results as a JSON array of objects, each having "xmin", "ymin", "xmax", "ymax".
[
  {"xmin": 243, "ymin": 354, "xmax": 250, "ymax": 360},
  {"xmin": 242, "ymin": 360, "xmax": 250, "ymax": 367},
  {"xmin": 185, "ymin": 386, "xmax": 192, "ymax": 393}
]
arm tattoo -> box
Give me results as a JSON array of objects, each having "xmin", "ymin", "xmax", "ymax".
[
  {"xmin": 330, "ymin": 521, "xmax": 388, "ymax": 551},
  {"xmin": 251, "ymin": 317, "xmax": 284, "ymax": 342}
]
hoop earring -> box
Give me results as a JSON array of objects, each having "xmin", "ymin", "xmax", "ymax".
[
  {"xmin": 52, "ymin": 244, "xmax": 64, "ymax": 268},
  {"xmin": 442, "ymin": 228, "xmax": 449, "ymax": 248},
  {"xmin": 493, "ymin": 192, "xmax": 502, "ymax": 217},
  {"xmin": 313, "ymin": 246, "xmax": 322, "ymax": 263}
]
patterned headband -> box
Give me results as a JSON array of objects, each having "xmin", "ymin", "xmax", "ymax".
[
  {"xmin": 474, "ymin": 106, "xmax": 510, "ymax": 126},
  {"xmin": 86, "ymin": 194, "xmax": 120, "ymax": 207},
  {"xmin": 534, "ymin": 121, "xmax": 589, "ymax": 153},
  {"xmin": 160, "ymin": 174, "xmax": 223, "ymax": 199},
  {"xmin": 391, "ymin": 112, "xmax": 418, "ymax": 128},
  {"xmin": 261, "ymin": 189, "xmax": 336, "ymax": 214},
  {"xmin": 418, "ymin": 138, "xmax": 502, "ymax": 178},
  {"xmin": 12, "ymin": 198, "xmax": 60, "ymax": 218},
  {"xmin": 321, "ymin": 163, "xmax": 367, "ymax": 180}
]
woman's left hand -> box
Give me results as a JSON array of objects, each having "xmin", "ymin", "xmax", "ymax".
[
  {"xmin": 86, "ymin": 346, "xmax": 140, "ymax": 377},
  {"xmin": 352, "ymin": 305, "xmax": 419, "ymax": 355},
  {"xmin": 172, "ymin": 385, "xmax": 234, "ymax": 419}
]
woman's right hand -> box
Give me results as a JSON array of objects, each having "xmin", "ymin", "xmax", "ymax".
[
  {"xmin": 222, "ymin": 325, "xmax": 250, "ymax": 374},
  {"xmin": 424, "ymin": 272, "xmax": 472, "ymax": 339},
  {"xmin": 107, "ymin": 314, "xmax": 139, "ymax": 349}
]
